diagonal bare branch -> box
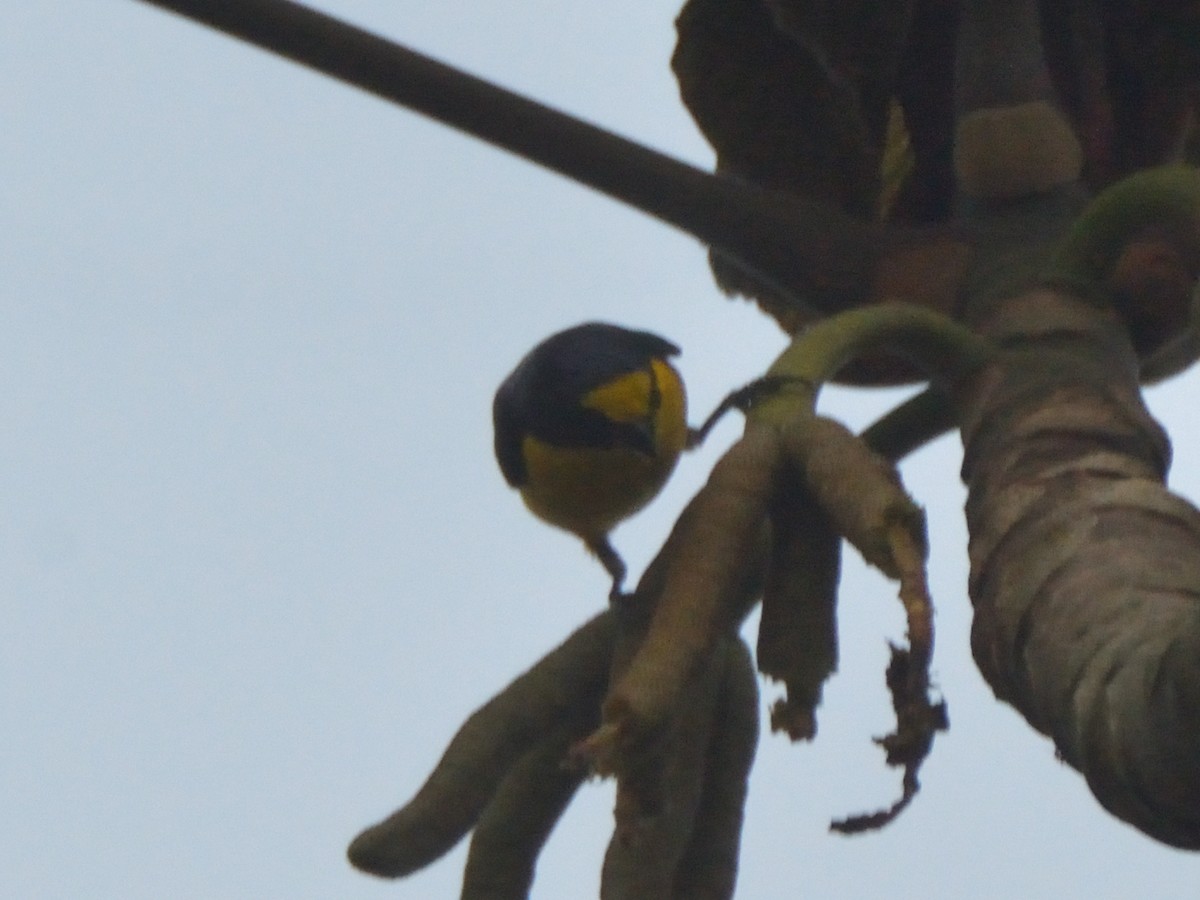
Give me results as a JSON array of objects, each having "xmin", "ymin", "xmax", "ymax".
[{"xmin": 132, "ymin": 0, "xmax": 966, "ymax": 322}]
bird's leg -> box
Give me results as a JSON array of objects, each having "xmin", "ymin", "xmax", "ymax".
[
  {"xmin": 687, "ymin": 375, "xmax": 811, "ymax": 448},
  {"xmin": 585, "ymin": 535, "xmax": 628, "ymax": 602}
]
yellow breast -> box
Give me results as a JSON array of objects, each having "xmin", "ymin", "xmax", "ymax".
[{"xmin": 518, "ymin": 358, "xmax": 687, "ymax": 540}]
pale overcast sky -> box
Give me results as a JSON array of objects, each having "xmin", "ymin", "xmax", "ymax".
[{"xmin": 4, "ymin": 2, "xmax": 1198, "ymax": 898}]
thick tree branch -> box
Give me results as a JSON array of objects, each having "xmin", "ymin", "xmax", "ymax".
[{"xmin": 959, "ymin": 287, "xmax": 1200, "ymax": 849}]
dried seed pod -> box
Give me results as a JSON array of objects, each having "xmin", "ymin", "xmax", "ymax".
[
  {"xmin": 780, "ymin": 415, "xmax": 925, "ymax": 577},
  {"xmin": 670, "ymin": 637, "xmax": 759, "ymax": 900},
  {"xmin": 460, "ymin": 712, "xmax": 595, "ymax": 899},
  {"xmin": 599, "ymin": 643, "xmax": 726, "ymax": 900},
  {"xmin": 778, "ymin": 413, "xmax": 944, "ymax": 828},
  {"xmin": 348, "ymin": 613, "xmax": 614, "ymax": 877},
  {"xmin": 588, "ymin": 424, "xmax": 782, "ymax": 767},
  {"xmin": 758, "ymin": 472, "xmax": 841, "ymax": 740}
]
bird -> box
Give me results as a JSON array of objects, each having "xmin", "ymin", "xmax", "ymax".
[{"xmin": 493, "ymin": 322, "xmax": 689, "ymax": 599}]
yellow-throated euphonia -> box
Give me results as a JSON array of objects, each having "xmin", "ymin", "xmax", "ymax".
[{"xmin": 493, "ymin": 322, "xmax": 689, "ymax": 597}]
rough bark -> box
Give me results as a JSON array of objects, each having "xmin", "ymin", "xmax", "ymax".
[{"xmin": 958, "ymin": 288, "xmax": 1200, "ymax": 848}]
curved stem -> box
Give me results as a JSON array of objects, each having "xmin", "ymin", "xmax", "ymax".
[
  {"xmin": 1047, "ymin": 165, "xmax": 1200, "ymax": 293},
  {"xmin": 750, "ymin": 305, "xmax": 995, "ymax": 425},
  {"xmin": 1046, "ymin": 165, "xmax": 1200, "ymax": 381}
]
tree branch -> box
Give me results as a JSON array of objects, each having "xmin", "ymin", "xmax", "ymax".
[
  {"xmin": 959, "ymin": 286, "xmax": 1200, "ymax": 849},
  {"xmin": 132, "ymin": 0, "xmax": 964, "ymax": 323}
]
